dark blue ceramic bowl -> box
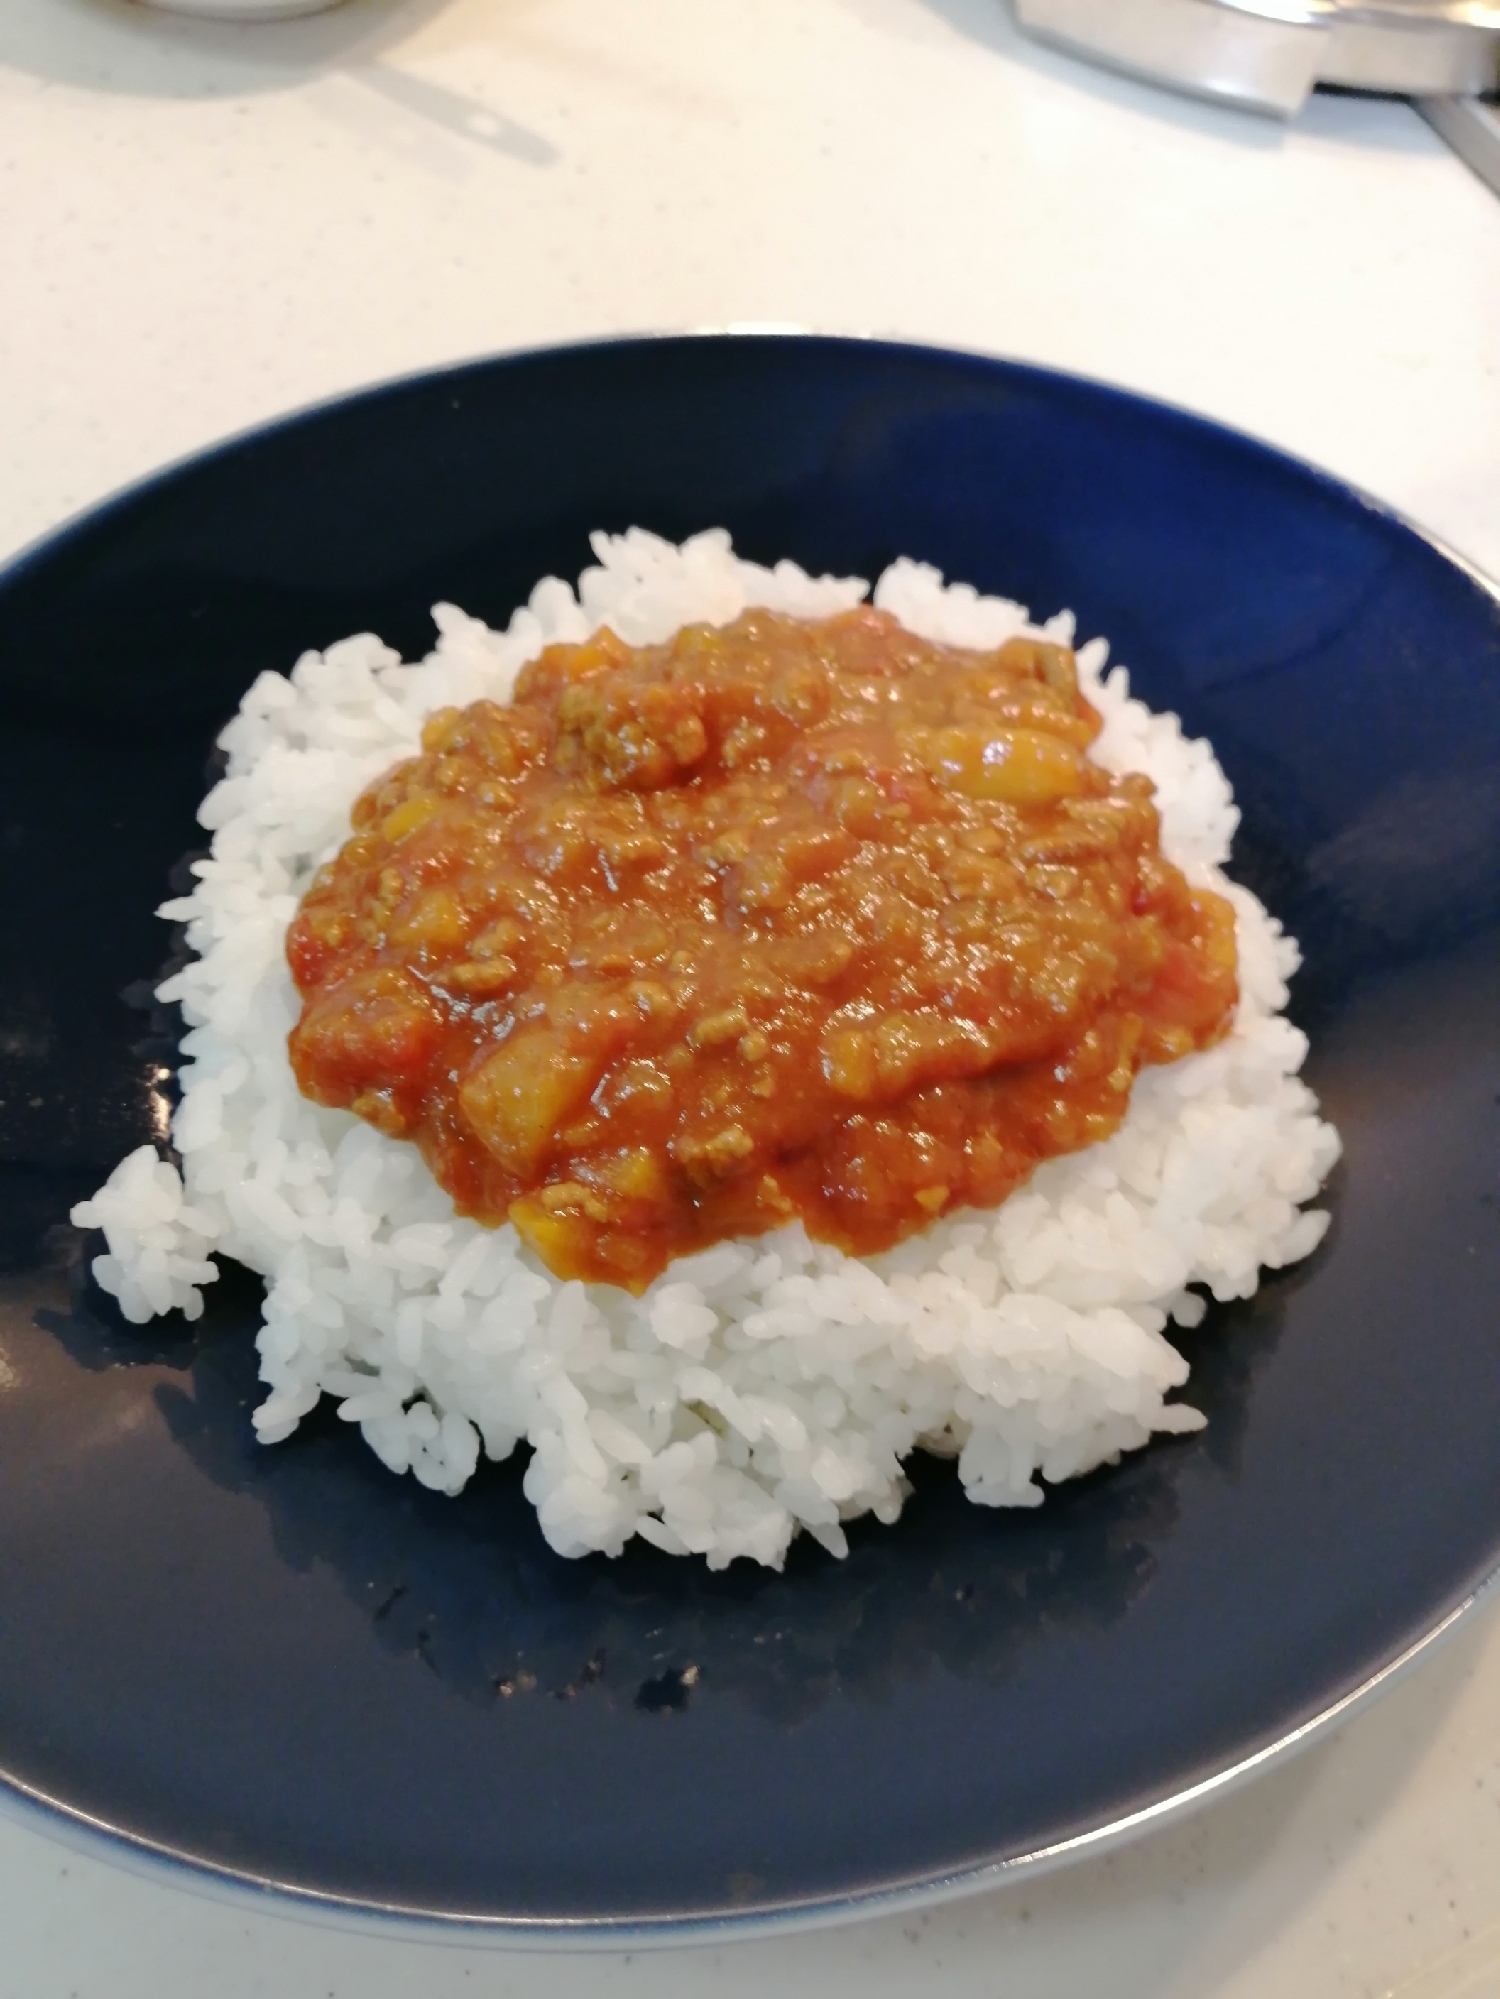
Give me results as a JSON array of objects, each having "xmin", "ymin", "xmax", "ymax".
[{"xmin": 1, "ymin": 336, "xmax": 1497, "ymax": 1941}]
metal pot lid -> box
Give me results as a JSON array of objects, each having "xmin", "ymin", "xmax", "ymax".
[{"xmin": 1014, "ymin": 0, "xmax": 1500, "ymax": 115}]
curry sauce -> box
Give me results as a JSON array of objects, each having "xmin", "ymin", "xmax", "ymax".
[{"xmin": 286, "ymin": 608, "xmax": 1237, "ymax": 1289}]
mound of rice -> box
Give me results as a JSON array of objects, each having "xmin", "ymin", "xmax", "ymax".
[{"xmin": 72, "ymin": 531, "xmax": 1340, "ymax": 1569}]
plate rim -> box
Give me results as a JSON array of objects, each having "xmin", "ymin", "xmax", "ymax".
[
  {"xmin": 0, "ymin": 1565, "xmax": 1495, "ymax": 1949},
  {"xmin": 3, "ymin": 327, "xmax": 1495, "ymax": 615},
  {"xmin": 3, "ymin": 329, "xmax": 1498, "ymax": 1946}
]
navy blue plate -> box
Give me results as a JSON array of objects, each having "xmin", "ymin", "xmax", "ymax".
[{"xmin": 1, "ymin": 336, "xmax": 1498, "ymax": 1939}]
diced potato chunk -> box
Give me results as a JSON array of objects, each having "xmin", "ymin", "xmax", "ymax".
[
  {"xmin": 507, "ymin": 1198, "xmax": 599, "ymax": 1281},
  {"xmin": 459, "ymin": 1028, "xmax": 600, "ymax": 1173},
  {"xmin": 389, "ymin": 887, "xmax": 470, "ymax": 954},
  {"xmin": 380, "ymin": 796, "xmax": 440, "ymax": 844},
  {"xmin": 822, "ymin": 1010, "xmax": 991, "ymax": 1100},
  {"xmin": 820, "ymin": 1024, "xmax": 878, "ymax": 1100},
  {"xmin": 596, "ymin": 1146, "xmax": 671, "ymax": 1202},
  {"xmin": 289, "ymin": 968, "xmax": 443, "ymax": 1099},
  {"xmin": 443, "ymin": 956, "xmax": 518, "ymax": 997},
  {"xmin": 910, "ymin": 726, "xmax": 1087, "ymax": 805},
  {"xmin": 509, "ymin": 1194, "xmax": 651, "ymax": 1288}
]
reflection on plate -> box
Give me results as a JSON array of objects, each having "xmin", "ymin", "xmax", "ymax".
[
  {"xmin": 41, "ymin": 1256, "xmax": 1288, "ymax": 1726},
  {"xmin": 0, "ymin": 336, "xmax": 1497, "ymax": 1937}
]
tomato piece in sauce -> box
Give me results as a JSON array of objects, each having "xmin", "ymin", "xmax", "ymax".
[{"xmin": 286, "ymin": 609, "xmax": 1237, "ymax": 1290}]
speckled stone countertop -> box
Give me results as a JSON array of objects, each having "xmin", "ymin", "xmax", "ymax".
[{"xmin": 3, "ymin": 2, "xmax": 1499, "ymax": 1993}]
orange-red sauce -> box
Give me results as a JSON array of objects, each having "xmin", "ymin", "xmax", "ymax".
[{"xmin": 286, "ymin": 609, "xmax": 1237, "ymax": 1290}]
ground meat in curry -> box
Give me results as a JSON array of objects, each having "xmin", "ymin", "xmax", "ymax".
[{"xmin": 285, "ymin": 608, "xmax": 1238, "ymax": 1289}]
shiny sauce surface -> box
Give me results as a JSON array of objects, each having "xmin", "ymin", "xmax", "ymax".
[{"xmin": 286, "ymin": 609, "xmax": 1238, "ymax": 1289}]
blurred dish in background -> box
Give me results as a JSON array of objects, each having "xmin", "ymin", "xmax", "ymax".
[
  {"xmin": 137, "ymin": 0, "xmax": 345, "ymax": 18},
  {"xmin": 1419, "ymin": 92, "xmax": 1500, "ymax": 189},
  {"xmin": 1014, "ymin": 0, "xmax": 1500, "ymax": 117}
]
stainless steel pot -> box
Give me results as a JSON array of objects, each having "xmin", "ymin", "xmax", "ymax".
[{"xmin": 1014, "ymin": 0, "xmax": 1500, "ymax": 115}]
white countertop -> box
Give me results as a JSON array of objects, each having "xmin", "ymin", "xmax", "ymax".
[{"xmin": 3, "ymin": 0, "xmax": 1499, "ymax": 1991}]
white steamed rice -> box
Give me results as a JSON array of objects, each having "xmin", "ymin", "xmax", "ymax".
[{"xmin": 72, "ymin": 530, "xmax": 1341, "ymax": 1570}]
